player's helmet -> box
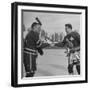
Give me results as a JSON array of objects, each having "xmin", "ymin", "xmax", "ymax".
[{"xmin": 31, "ymin": 22, "xmax": 41, "ymax": 29}]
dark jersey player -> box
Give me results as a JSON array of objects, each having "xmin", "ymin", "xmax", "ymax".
[
  {"xmin": 24, "ymin": 22, "xmax": 49, "ymax": 77},
  {"xmin": 24, "ymin": 22, "xmax": 42, "ymax": 77},
  {"xmin": 55, "ymin": 24, "xmax": 80, "ymax": 75}
]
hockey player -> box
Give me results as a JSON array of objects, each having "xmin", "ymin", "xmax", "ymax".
[
  {"xmin": 24, "ymin": 22, "xmax": 44, "ymax": 77},
  {"xmin": 55, "ymin": 24, "xmax": 80, "ymax": 75}
]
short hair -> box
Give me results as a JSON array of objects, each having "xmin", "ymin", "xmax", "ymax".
[
  {"xmin": 65, "ymin": 23, "xmax": 72, "ymax": 29},
  {"xmin": 31, "ymin": 22, "xmax": 41, "ymax": 29}
]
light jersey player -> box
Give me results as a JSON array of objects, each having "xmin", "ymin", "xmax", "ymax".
[{"xmin": 55, "ymin": 24, "xmax": 80, "ymax": 75}]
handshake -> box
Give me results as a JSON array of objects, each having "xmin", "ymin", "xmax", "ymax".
[
  {"xmin": 46, "ymin": 39, "xmax": 56, "ymax": 47},
  {"xmin": 50, "ymin": 43, "xmax": 55, "ymax": 47}
]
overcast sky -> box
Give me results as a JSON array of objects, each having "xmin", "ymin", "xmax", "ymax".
[{"xmin": 23, "ymin": 11, "xmax": 80, "ymax": 34}]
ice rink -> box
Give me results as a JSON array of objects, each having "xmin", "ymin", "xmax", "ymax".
[
  {"xmin": 34, "ymin": 49, "xmax": 69, "ymax": 77},
  {"xmin": 22, "ymin": 48, "xmax": 79, "ymax": 78}
]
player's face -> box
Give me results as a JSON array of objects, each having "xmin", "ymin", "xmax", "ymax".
[
  {"xmin": 65, "ymin": 26, "xmax": 71, "ymax": 34},
  {"xmin": 34, "ymin": 24, "xmax": 41, "ymax": 33}
]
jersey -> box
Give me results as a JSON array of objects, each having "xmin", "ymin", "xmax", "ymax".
[
  {"xmin": 63, "ymin": 31, "xmax": 80, "ymax": 48},
  {"xmin": 24, "ymin": 30, "xmax": 39, "ymax": 50},
  {"xmin": 55, "ymin": 31, "xmax": 80, "ymax": 49},
  {"xmin": 63, "ymin": 31, "xmax": 80, "ymax": 64},
  {"xmin": 24, "ymin": 30, "xmax": 44, "ymax": 55}
]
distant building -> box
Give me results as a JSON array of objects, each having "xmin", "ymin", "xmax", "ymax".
[
  {"xmin": 55, "ymin": 33, "xmax": 58, "ymax": 42},
  {"xmin": 39, "ymin": 30, "xmax": 65, "ymax": 43},
  {"xmin": 59, "ymin": 32, "xmax": 64, "ymax": 42},
  {"xmin": 41, "ymin": 30, "xmax": 46, "ymax": 38},
  {"xmin": 50, "ymin": 32, "xmax": 65, "ymax": 42},
  {"xmin": 40, "ymin": 30, "xmax": 49, "ymax": 42},
  {"xmin": 51, "ymin": 34, "xmax": 55, "ymax": 42}
]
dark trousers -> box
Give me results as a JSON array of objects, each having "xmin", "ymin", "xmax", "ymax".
[
  {"xmin": 68, "ymin": 63, "xmax": 80, "ymax": 75},
  {"xmin": 23, "ymin": 52, "xmax": 37, "ymax": 73}
]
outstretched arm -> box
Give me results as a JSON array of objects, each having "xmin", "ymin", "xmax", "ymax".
[
  {"xmin": 55, "ymin": 42, "xmax": 65, "ymax": 47},
  {"xmin": 40, "ymin": 43, "xmax": 50, "ymax": 48},
  {"xmin": 55, "ymin": 36, "xmax": 66, "ymax": 47}
]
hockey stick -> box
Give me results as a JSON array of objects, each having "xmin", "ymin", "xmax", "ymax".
[{"xmin": 35, "ymin": 17, "xmax": 42, "ymax": 25}]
